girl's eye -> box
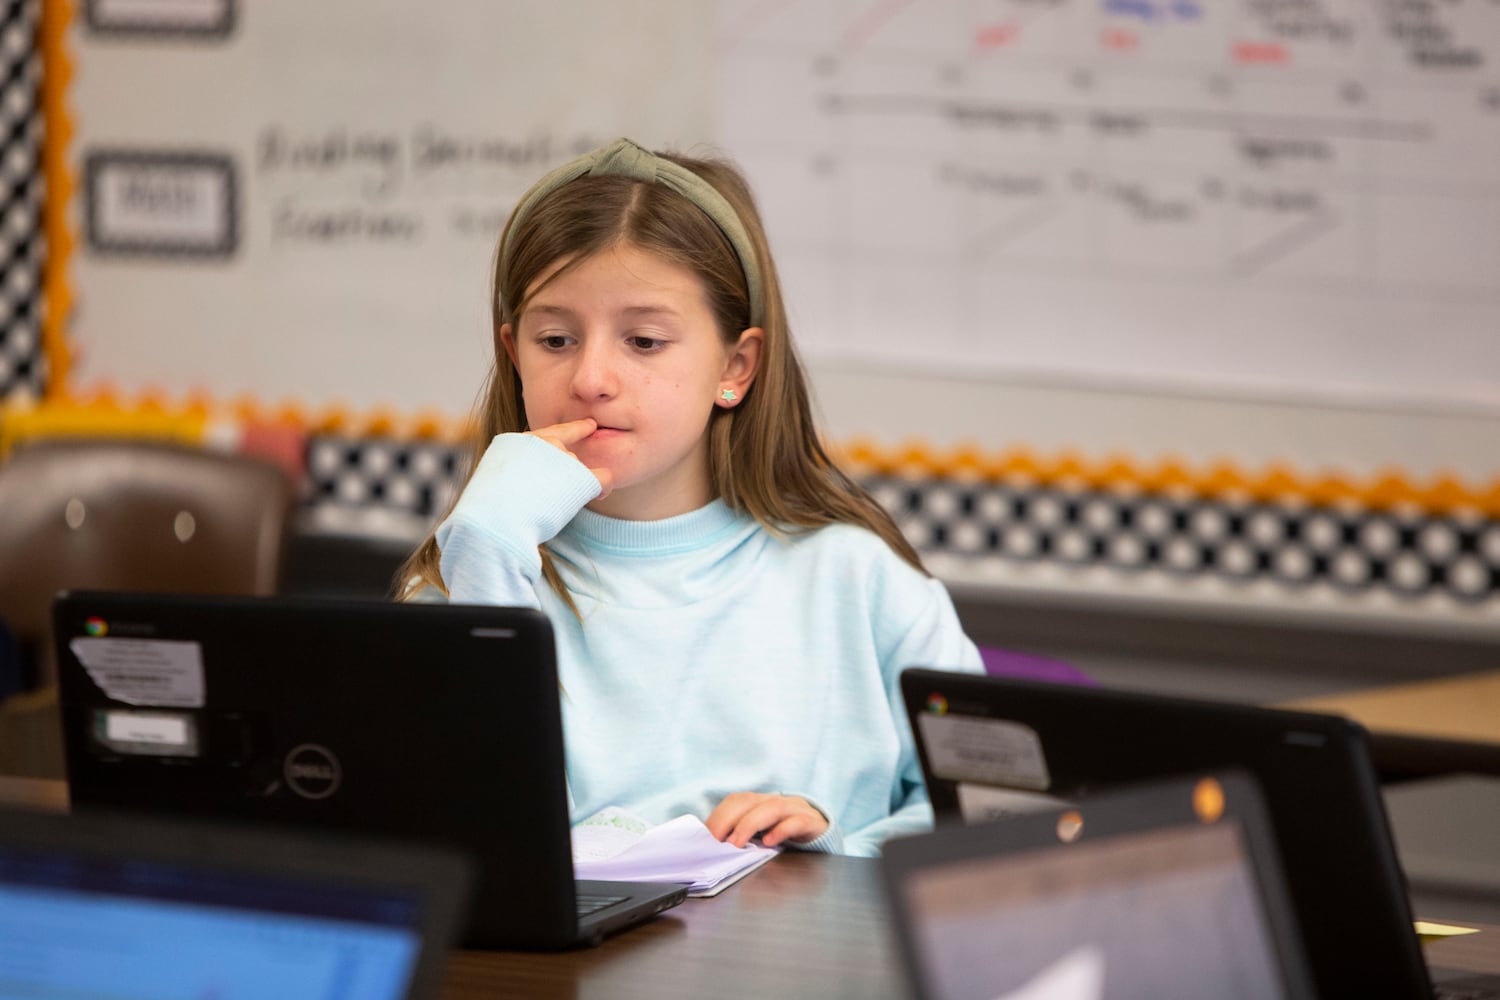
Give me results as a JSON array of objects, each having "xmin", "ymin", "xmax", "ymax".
[
  {"xmin": 629, "ymin": 336, "xmax": 664, "ymax": 351},
  {"xmin": 539, "ymin": 335, "xmax": 571, "ymax": 350}
]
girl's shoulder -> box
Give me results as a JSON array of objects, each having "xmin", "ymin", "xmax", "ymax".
[
  {"xmin": 782, "ymin": 522, "xmax": 963, "ymax": 646},
  {"xmin": 784, "ymin": 520, "xmax": 930, "ymax": 584}
]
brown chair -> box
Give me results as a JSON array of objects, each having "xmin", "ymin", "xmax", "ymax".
[{"xmin": 0, "ymin": 437, "xmax": 296, "ymax": 776}]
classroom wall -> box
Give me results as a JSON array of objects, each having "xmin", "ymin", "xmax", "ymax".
[{"xmin": 3, "ymin": 0, "xmax": 1497, "ymax": 637}]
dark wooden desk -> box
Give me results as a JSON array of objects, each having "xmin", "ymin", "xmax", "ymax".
[
  {"xmin": 1427, "ymin": 924, "xmax": 1500, "ymax": 982},
  {"xmin": 442, "ymin": 853, "xmax": 903, "ymax": 1000},
  {"xmin": 2, "ymin": 777, "xmax": 1495, "ymax": 997},
  {"xmin": 441, "ymin": 849, "xmax": 1500, "ymax": 1000}
]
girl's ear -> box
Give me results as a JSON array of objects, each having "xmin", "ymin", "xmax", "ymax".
[
  {"xmin": 498, "ymin": 323, "xmax": 520, "ymax": 369},
  {"xmin": 717, "ymin": 328, "xmax": 763, "ymax": 408}
]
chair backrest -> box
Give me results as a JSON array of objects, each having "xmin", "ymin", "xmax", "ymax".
[
  {"xmin": 977, "ymin": 645, "xmax": 1094, "ymax": 686},
  {"xmin": 0, "ymin": 617, "xmax": 21, "ymax": 702},
  {"xmin": 0, "ymin": 438, "xmax": 296, "ymax": 647}
]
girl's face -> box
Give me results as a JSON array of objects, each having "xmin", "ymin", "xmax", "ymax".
[{"xmin": 501, "ymin": 243, "xmax": 761, "ymax": 521}]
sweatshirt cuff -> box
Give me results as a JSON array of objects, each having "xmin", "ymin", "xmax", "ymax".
[
  {"xmin": 437, "ymin": 433, "xmax": 601, "ymax": 554},
  {"xmin": 790, "ymin": 823, "xmax": 845, "ymax": 855},
  {"xmin": 784, "ymin": 794, "xmax": 844, "ymax": 854}
]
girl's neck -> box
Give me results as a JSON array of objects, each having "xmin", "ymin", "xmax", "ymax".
[
  {"xmin": 585, "ymin": 481, "xmax": 715, "ymax": 522},
  {"xmin": 568, "ymin": 498, "xmax": 738, "ymax": 551}
]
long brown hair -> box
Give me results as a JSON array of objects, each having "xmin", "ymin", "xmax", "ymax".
[{"xmin": 398, "ymin": 145, "xmax": 923, "ymax": 600}]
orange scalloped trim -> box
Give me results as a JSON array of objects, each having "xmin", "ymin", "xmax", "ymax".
[
  {"xmin": 1, "ymin": 389, "xmax": 470, "ymax": 452},
  {"xmin": 39, "ymin": 0, "xmax": 74, "ymax": 398},
  {"xmin": 0, "ymin": 395, "xmax": 207, "ymax": 455},
  {"xmin": 8, "ymin": 399, "xmax": 1495, "ymax": 516},
  {"xmin": 834, "ymin": 438, "xmax": 1500, "ymax": 517}
]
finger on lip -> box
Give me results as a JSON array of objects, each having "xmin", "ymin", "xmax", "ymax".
[{"xmin": 548, "ymin": 417, "xmax": 598, "ymax": 442}]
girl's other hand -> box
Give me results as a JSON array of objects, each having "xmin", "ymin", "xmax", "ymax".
[
  {"xmin": 705, "ymin": 792, "xmax": 830, "ymax": 849},
  {"xmin": 527, "ymin": 419, "xmax": 613, "ymax": 499}
]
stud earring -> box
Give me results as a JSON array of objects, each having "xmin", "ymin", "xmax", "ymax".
[{"xmin": 720, "ymin": 388, "xmax": 737, "ymax": 403}]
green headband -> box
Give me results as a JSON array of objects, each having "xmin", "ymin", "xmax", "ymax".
[{"xmin": 497, "ymin": 137, "xmax": 764, "ymax": 329}]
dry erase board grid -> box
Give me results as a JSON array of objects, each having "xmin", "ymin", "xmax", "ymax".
[
  {"xmin": 869, "ymin": 476, "xmax": 1500, "ymax": 606},
  {"xmin": 0, "ymin": 0, "xmax": 43, "ymax": 403}
]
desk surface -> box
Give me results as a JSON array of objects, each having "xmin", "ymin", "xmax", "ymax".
[
  {"xmin": 0, "ymin": 774, "xmax": 66, "ymax": 811},
  {"xmin": 3, "ymin": 776, "xmax": 1497, "ymax": 998},
  {"xmin": 0, "ymin": 777, "xmax": 903, "ymax": 997},
  {"xmin": 438, "ymin": 852, "xmax": 1500, "ymax": 1000},
  {"xmin": 1282, "ymin": 670, "xmax": 1500, "ymax": 780},
  {"xmin": 444, "ymin": 852, "xmax": 901, "ymax": 1000},
  {"xmin": 1285, "ymin": 670, "xmax": 1500, "ymax": 746}
]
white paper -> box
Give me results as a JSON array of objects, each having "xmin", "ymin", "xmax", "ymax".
[
  {"xmin": 573, "ymin": 808, "xmax": 779, "ymax": 897},
  {"xmin": 572, "ymin": 806, "xmax": 652, "ymax": 863}
]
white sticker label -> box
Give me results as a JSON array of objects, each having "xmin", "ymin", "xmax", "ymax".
[
  {"xmin": 918, "ymin": 713, "xmax": 1051, "ymax": 791},
  {"xmin": 104, "ymin": 710, "xmax": 191, "ymax": 748},
  {"xmin": 71, "ymin": 637, "xmax": 206, "ymax": 708},
  {"xmin": 955, "ymin": 783, "xmax": 1072, "ymax": 825}
]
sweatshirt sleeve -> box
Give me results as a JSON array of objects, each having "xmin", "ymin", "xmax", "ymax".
[
  {"xmin": 846, "ymin": 572, "xmax": 983, "ymax": 858},
  {"xmin": 435, "ymin": 433, "xmax": 602, "ymax": 607}
]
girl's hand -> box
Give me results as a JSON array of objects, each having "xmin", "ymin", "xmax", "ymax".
[
  {"xmin": 706, "ymin": 792, "xmax": 830, "ymax": 849},
  {"xmin": 527, "ymin": 419, "xmax": 613, "ymax": 499}
]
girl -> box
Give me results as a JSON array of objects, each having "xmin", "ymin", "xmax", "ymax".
[{"xmin": 400, "ymin": 138, "xmax": 981, "ymax": 857}]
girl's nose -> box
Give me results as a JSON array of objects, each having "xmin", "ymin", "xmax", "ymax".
[{"xmin": 569, "ymin": 340, "xmax": 618, "ymax": 399}]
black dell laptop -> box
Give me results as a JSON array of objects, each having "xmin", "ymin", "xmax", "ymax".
[
  {"xmin": 53, "ymin": 591, "xmax": 687, "ymax": 950},
  {"xmin": 900, "ymin": 667, "xmax": 1493, "ymax": 1000},
  {"xmin": 0, "ymin": 804, "xmax": 469, "ymax": 999},
  {"xmin": 881, "ymin": 770, "xmax": 1317, "ymax": 1000}
]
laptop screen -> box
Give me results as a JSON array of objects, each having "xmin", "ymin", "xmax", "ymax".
[
  {"xmin": 900, "ymin": 816, "xmax": 1288, "ymax": 1000},
  {"xmin": 0, "ymin": 805, "xmax": 466, "ymax": 1000},
  {"xmin": 0, "ymin": 843, "xmax": 423, "ymax": 999},
  {"xmin": 882, "ymin": 771, "xmax": 1315, "ymax": 1000}
]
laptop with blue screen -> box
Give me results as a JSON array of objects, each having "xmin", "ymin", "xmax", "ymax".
[{"xmin": 0, "ymin": 804, "xmax": 467, "ymax": 1000}]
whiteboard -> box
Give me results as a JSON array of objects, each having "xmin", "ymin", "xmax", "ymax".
[
  {"xmin": 68, "ymin": 0, "xmax": 715, "ymax": 416},
  {"xmin": 66, "ymin": 0, "xmax": 1500, "ymax": 422}
]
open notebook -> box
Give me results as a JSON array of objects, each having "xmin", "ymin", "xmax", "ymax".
[
  {"xmin": 572, "ymin": 807, "xmax": 778, "ymax": 896},
  {"xmin": 0, "ymin": 804, "xmax": 469, "ymax": 1000}
]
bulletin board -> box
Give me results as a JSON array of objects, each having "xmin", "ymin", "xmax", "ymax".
[{"xmin": 50, "ymin": 0, "xmax": 1500, "ymax": 430}]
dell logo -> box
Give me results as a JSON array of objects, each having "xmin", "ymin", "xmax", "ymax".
[{"xmin": 283, "ymin": 743, "xmax": 342, "ymax": 800}]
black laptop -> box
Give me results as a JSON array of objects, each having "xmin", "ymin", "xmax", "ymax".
[
  {"xmin": 0, "ymin": 803, "xmax": 468, "ymax": 999},
  {"xmin": 881, "ymin": 770, "xmax": 1317, "ymax": 1000},
  {"xmin": 53, "ymin": 591, "xmax": 687, "ymax": 950},
  {"xmin": 900, "ymin": 668, "xmax": 1455, "ymax": 999}
]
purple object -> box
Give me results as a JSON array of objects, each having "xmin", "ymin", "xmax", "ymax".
[{"xmin": 978, "ymin": 646, "xmax": 1094, "ymax": 686}]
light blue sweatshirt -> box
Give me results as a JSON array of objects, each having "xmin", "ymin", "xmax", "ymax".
[{"xmin": 431, "ymin": 434, "xmax": 983, "ymax": 857}]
